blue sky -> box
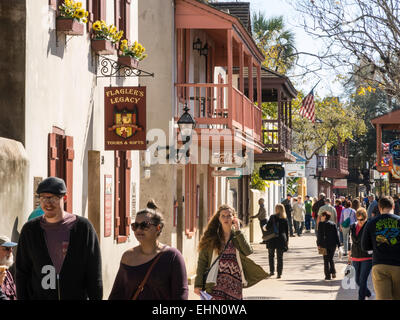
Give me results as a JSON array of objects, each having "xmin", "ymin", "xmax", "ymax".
[{"xmin": 246, "ymin": 0, "xmax": 343, "ymax": 98}]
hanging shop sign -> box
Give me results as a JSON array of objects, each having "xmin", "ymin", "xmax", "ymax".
[
  {"xmin": 333, "ymin": 179, "xmax": 347, "ymax": 189},
  {"xmin": 389, "ymin": 140, "xmax": 400, "ymax": 165},
  {"xmin": 284, "ymin": 163, "xmax": 305, "ymax": 178},
  {"xmin": 259, "ymin": 164, "xmax": 285, "ymax": 181},
  {"xmin": 104, "ymin": 87, "xmax": 146, "ymax": 150},
  {"xmin": 209, "ymin": 152, "xmax": 244, "ymax": 168}
]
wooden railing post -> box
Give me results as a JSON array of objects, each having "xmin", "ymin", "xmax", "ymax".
[{"xmin": 227, "ymin": 29, "xmax": 233, "ymax": 129}]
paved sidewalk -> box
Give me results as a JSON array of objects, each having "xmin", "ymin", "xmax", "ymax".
[{"xmin": 188, "ymin": 230, "xmax": 375, "ymax": 300}]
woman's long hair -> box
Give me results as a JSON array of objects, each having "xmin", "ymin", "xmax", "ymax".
[
  {"xmin": 275, "ymin": 203, "xmax": 287, "ymax": 219},
  {"xmin": 198, "ymin": 204, "xmax": 238, "ymax": 253},
  {"xmin": 352, "ymin": 198, "xmax": 360, "ymax": 211}
]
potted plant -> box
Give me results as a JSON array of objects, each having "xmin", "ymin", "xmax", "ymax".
[
  {"xmin": 56, "ymin": 0, "xmax": 88, "ymax": 35},
  {"xmin": 118, "ymin": 40, "xmax": 148, "ymax": 68},
  {"xmin": 91, "ymin": 20, "xmax": 123, "ymax": 55}
]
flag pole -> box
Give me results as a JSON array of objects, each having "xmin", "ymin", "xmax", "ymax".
[{"xmin": 309, "ymin": 79, "xmax": 321, "ymax": 94}]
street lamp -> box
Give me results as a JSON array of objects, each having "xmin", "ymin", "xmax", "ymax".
[
  {"xmin": 177, "ymin": 103, "xmax": 196, "ymax": 144},
  {"xmin": 157, "ymin": 103, "xmax": 196, "ymax": 162}
]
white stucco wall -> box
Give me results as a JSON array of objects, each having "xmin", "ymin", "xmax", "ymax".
[{"xmin": 24, "ymin": 0, "xmax": 141, "ymax": 298}]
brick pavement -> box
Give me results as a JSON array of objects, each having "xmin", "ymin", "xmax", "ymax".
[{"xmin": 188, "ymin": 230, "xmax": 375, "ymax": 300}]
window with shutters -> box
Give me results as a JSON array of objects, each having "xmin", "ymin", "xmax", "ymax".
[
  {"xmin": 115, "ymin": 0, "xmax": 131, "ymax": 41},
  {"xmin": 185, "ymin": 163, "xmax": 197, "ymax": 238},
  {"xmin": 48, "ymin": 129, "xmax": 74, "ymax": 213},
  {"xmin": 49, "ymin": 0, "xmax": 60, "ymax": 10},
  {"xmin": 87, "ymin": 0, "xmax": 106, "ymax": 32},
  {"xmin": 114, "ymin": 151, "xmax": 132, "ymax": 244}
]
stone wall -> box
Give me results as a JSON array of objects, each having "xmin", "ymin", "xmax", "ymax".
[{"xmin": 0, "ymin": 138, "xmax": 29, "ymax": 241}]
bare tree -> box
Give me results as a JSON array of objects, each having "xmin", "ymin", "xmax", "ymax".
[{"xmin": 292, "ymin": 0, "xmax": 400, "ymax": 102}]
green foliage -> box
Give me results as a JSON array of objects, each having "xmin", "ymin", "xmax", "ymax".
[
  {"xmin": 286, "ymin": 177, "xmax": 299, "ymax": 195},
  {"xmin": 252, "ymin": 13, "xmax": 296, "ymax": 74},
  {"xmin": 292, "ymin": 92, "xmax": 367, "ymax": 160},
  {"xmin": 250, "ymin": 170, "xmax": 268, "ymax": 192}
]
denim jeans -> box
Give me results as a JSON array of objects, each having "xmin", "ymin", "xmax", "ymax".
[
  {"xmin": 342, "ymin": 227, "xmax": 350, "ymax": 254},
  {"xmin": 305, "ymin": 215, "xmax": 312, "ymax": 230},
  {"xmin": 293, "ymin": 220, "xmax": 304, "ymax": 236},
  {"xmin": 353, "ymin": 260, "xmax": 372, "ymax": 300},
  {"xmin": 338, "ymin": 226, "xmax": 343, "ymax": 244}
]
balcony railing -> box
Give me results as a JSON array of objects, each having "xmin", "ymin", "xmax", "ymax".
[
  {"xmin": 317, "ymin": 155, "xmax": 349, "ymax": 173},
  {"xmin": 175, "ymin": 83, "xmax": 262, "ymax": 142},
  {"xmin": 262, "ymin": 120, "xmax": 292, "ymax": 153}
]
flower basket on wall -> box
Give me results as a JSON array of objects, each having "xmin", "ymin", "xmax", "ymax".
[
  {"xmin": 91, "ymin": 39, "xmax": 116, "ymax": 55},
  {"xmin": 117, "ymin": 56, "xmax": 139, "ymax": 69},
  {"xmin": 56, "ymin": 17, "xmax": 84, "ymax": 35},
  {"xmin": 56, "ymin": 1, "xmax": 88, "ymax": 35}
]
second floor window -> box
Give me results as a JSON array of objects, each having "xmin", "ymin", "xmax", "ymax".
[{"xmin": 115, "ymin": 0, "xmax": 131, "ymax": 41}]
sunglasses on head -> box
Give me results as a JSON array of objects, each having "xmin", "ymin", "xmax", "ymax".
[
  {"xmin": 357, "ymin": 218, "xmax": 365, "ymax": 221},
  {"xmin": 131, "ymin": 221, "xmax": 158, "ymax": 231}
]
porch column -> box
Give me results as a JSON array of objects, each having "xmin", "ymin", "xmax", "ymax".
[
  {"xmin": 277, "ymin": 88, "xmax": 282, "ymax": 152},
  {"xmin": 257, "ymin": 63, "xmax": 261, "ymax": 136},
  {"xmin": 227, "ymin": 29, "xmax": 233, "ymax": 127},
  {"xmin": 377, "ymin": 123, "xmax": 382, "ymax": 168},
  {"xmin": 239, "ymin": 44, "xmax": 244, "ymax": 93},
  {"xmin": 248, "ymin": 57, "xmax": 253, "ymax": 102}
]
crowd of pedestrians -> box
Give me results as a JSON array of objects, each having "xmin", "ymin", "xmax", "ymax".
[{"xmin": 1, "ymin": 175, "xmax": 400, "ymax": 300}]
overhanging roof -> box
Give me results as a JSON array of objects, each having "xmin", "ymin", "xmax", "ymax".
[
  {"xmin": 242, "ymin": 66, "xmax": 298, "ymax": 101},
  {"xmin": 371, "ymin": 109, "xmax": 400, "ymax": 130},
  {"xmin": 209, "ymin": 2, "xmax": 252, "ymax": 34},
  {"xmin": 176, "ymin": 0, "xmax": 264, "ymax": 63}
]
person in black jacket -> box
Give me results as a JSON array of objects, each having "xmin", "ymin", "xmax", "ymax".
[
  {"xmin": 348, "ymin": 208, "xmax": 373, "ymax": 300},
  {"xmin": 15, "ymin": 177, "xmax": 103, "ymax": 300},
  {"xmin": 312, "ymin": 193, "xmax": 326, "ymax": 233},
  {"xmin": 317, "ymin": 211, "xmax": 340, "ymax": 280},
  {"xmin": 265, "ymin": 204, "xmax": 289, "ymax": 279},
  {"xmin": 281, "ymin": 194, "xmax": 294, "ymax": 237}
]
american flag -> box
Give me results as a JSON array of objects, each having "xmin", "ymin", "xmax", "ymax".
[
  {"xmin": 382, "ymin": 142, "xmax": 389, "ymax": 152},
  {"xmin": 299, "ymin": 89, "xmax": 315, "ymax": 123}
]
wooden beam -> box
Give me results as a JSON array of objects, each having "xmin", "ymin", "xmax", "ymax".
[
  {"xmin": 227, "ymin": 29, "xmax": 233, "ymax": 128},
  {"xmin": 377, "ymin": 123, "xmax": 382, "ymax": 167}
]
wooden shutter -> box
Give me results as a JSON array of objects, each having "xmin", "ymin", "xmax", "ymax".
[
  {"xmin": 87, "ymin": 0, "xmax": 94, "ymax": 32},
  {"xmin": 114, "ymin": 0, "xmax": 121, "ymax": 31},
  {"xmin": 64, "ymin": 136, "xmax": 74, "ymax": 213},
  {"xmin": 124, "ymin": 0, "xmax": 131, "ymax": 41},
  {"xmin": 114, "ymin": 151, "xmax": 121, "ymax": 239},
  {"xmin": 48, "ymin": 133, "xmax": 58, "ymax": 177},
  {"xmin": 125, "ymin": 151, "xmax": 132, "ymax": 236}
]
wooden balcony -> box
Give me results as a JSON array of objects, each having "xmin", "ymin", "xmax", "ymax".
[
  {"xmin": 175, "ymin": 83, "xmax": 263, "ymax": 153},
  {"xmin": 254, "ymin": 119, "xmax": 295, "ymax": 162},
  {"xmin": 317, "ymin": 155, "xmax": 349, "ymax": 178}
]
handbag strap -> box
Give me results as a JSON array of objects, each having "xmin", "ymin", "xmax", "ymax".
[
  {"xmin": 202, "ymin": 234, "xmax": 233, "ymax": 291},
  {"xmin": 132, "ymin": 245, "xmax": 167, "ymax": 300}
]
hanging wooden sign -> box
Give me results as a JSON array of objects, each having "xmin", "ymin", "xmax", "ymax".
[
  {"xmin": 104, "ymin": 87, "xmax": 147, "ymax": 150},
  {"xmin": 259, "ymin": 164, "xmax": 285, "ymax": 181}
]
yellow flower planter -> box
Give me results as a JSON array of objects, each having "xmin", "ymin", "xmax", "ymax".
[
  {"xmin": 56, "ymin": 18, "xmax": 84, "ymax": 36},
  {"xmin": 118, "ymin": 56, "xmax": 139, "ymax": 69},
  {"xmin": 91, "ymin": 39, "xmax": 116, "ymax": 56}
]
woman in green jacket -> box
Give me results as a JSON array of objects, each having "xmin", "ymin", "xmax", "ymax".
[{"xmin": 194, "ymin": 204, "xmax": 269, "ymax": 300}]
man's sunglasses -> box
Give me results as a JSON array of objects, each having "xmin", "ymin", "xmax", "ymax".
[
  {"xmin": 357, "ymin": 218, "xmax": 366, "ymax": 221},
  {"xmin": 131, "ymin": 221, "xmax": 158, "ymax": 231},
  {"xmin": 1, "ymin": 247, "xmax": 13, "ymax": 252}
]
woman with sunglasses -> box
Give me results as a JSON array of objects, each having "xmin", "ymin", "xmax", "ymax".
[
  {"xmin": 109, "ymin": 200, "xmax": 188, "ymax": 300},
  {"xmin": 348, "ymin": 207, "xmax": 373, "ymax": 300},
  {"xmin": 194, "ymin": 204, "xmax": 269, "ymax": 300}
]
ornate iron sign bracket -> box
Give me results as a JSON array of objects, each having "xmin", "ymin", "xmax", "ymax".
[{"xmin": 96, "ymin": 55, "xmax": 154, "ymax": 79}]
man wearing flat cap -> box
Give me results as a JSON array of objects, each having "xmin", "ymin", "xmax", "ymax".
[
  {"xmin": 15, "ymin": 176, "xmax": 103, "ymax": 300},
  {"xmin": 0, "ymin": 235, "xmax": 17, "ymax": 300}
]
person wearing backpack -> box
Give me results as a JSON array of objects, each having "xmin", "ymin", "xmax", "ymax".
[
  {"xmin": 340, "ymin": 200, "xmax": 357, "ymax": 256},
  {"xmin": 265, "ymin": 204, "xmax": 289, "ymax": 279}
]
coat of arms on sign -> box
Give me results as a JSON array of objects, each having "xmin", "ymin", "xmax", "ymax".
[{"xmin": 108, "ymin": 106, "xmax": 142, "ymax": 139}]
